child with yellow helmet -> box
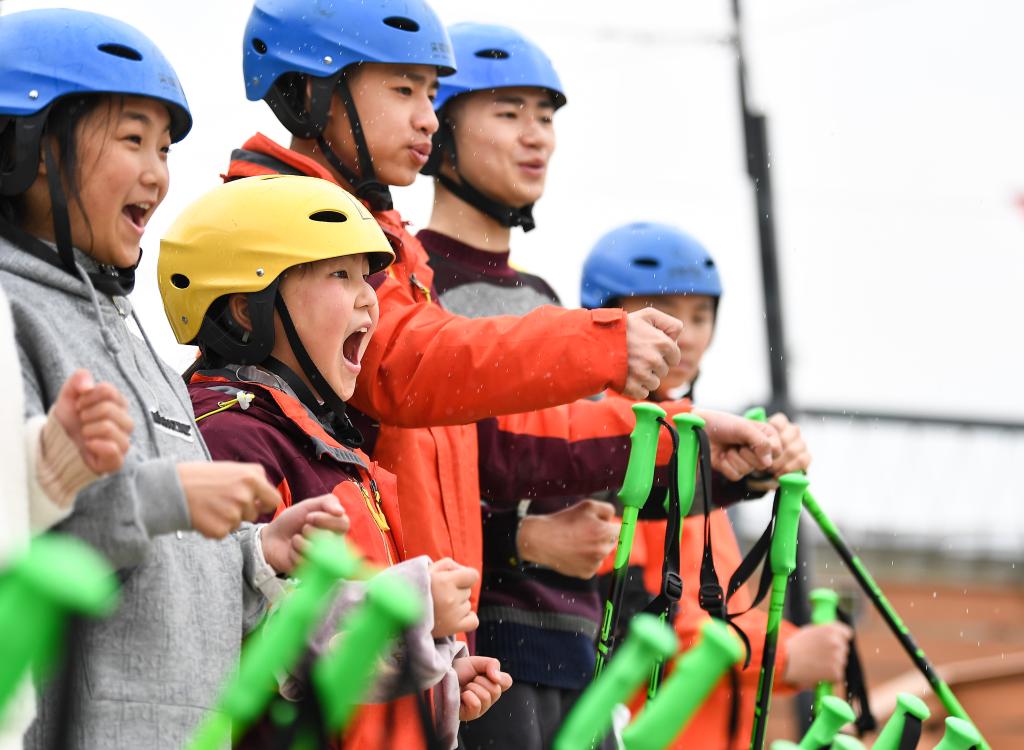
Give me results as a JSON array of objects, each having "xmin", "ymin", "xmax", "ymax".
[{"xmin": 158, "ymin": 174, "xmax": 512, "ymax": 750}]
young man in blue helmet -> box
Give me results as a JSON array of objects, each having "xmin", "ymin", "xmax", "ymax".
[
  {"xmin": 416, "ymin": 23, "xmax": 651, "ymax": 749},
  {"xmin": 582, "ymin": 223, "xmax": 853, "ymax": 750},
  {"xmin": 228, "ymin": 0, "xmax": 782, "ymax": 635}
]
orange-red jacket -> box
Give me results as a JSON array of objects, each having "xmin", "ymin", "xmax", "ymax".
[{"xmin": 225, "ymin": 135, "xmax": 689, "ymax": 619}]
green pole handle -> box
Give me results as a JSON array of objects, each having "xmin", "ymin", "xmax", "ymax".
[
  {"xmin": 770, "ymin": 743, "xmax": 802, "ymax": 750},
  {"xmin": 614, "ymin": 402, "xmax": 667, "ymax": 568},
  {"xmin": 596, "ymin": 403, "xmax": 666, "ymax": 678},
  {"xmin": 932, "ymin": 717, "xmax": 983, "ymax": 750},
  {"xmin": 187, "ymin": 532, "xmax": 360, "ymax": 750},
  {"xmin": 798, "ymin": 695, "xmax": 855, "ymax": 749},
  {"xmin": 556, "ymin": 614, "xmax": 677, "ymax": 750},
  {"xmin": 809, "ymin": 588, "xmax": 841, "ymax": 715},
  {"xmin": 623, "ymin": 619, "xmax": 743, "ymax": 750},
  {"xmin": 750, "ymin": 472, "xmax": 809, "ymax": 750},
  {"xmin": 870, "ymin": 693, "xmax": 930, "ymax": 750},
  {"xmin": 643, "ymin": 411, "xmax": 706, "ymax": 697},
  {"xmin": 0, "ymin": 534, "xmax": 118, "ymax": 715},
  {"xmin": 313, "ymin": 572, "xmax": 422, "ymax": 732},
  {"xmin": 831, "ymin": 737, "xmax": 868, "ymax": 750},
  {"xmin": 670, "ymin": 412, "xmax": 705, "ymax": 518}
]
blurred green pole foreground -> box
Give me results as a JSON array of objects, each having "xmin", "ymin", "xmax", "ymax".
[{"xmin": 0, "ymin": 534, "xmax": 119, "ymax": 714}]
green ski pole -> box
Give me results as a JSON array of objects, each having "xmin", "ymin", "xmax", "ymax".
[
  {"xmin": 750, "ymin": 472, "xmax": 809, "ymax": 750},
  {"xmin": 313, "ymin": 572, "xmax": 422, "ymax": 732},
  {"xmin": 645, "ymin": 411, "xmax": 706, "ymax": 698},
  {"xmin": 622, "ymin": 618, "xmax": 743, "ymax": 750},
  {"xmin": 595, "ymin": 402, "xmax": 666, "ymax": 678},
  {"xmin": 932, "ymin": 717, "xmax": 983, "ymax": 750},
  {"xmin": 187, "ymin": 532, "xmax": 360, "ymax": 750},
  {"xmin": 870, "ymin": 693, "xmax": 930, "ymax": 750},
  {"xmin": 556, "ymin": 613, "xmax": 677, "ymax": 750},
  {"xmin": 0, "ymin": 534, "xmax": 119, "ymax": 715},
  {"xmin": 797, "ymin": 695, "xmax": 855, "ymax": 749},
  {"xmin": 809, "ymin": 588, "xmax": 840, "ymax": 715},
  {"xmin": 801, "ymin": 491, "xmax": 990, "ymax": 750}
]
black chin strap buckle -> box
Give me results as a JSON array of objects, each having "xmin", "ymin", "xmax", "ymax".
[
  {"xmin": 355, "ymin": 179, "xmax": 393, "ymax": 212},
  {"xmin": 662, "ymin": 571, "xmax": 683, "ymax": 602}
]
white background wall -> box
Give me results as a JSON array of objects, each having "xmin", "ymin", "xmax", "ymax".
[{"xmin": 4, "ymin": 0, "xmax": 1022, "ymax": 554}]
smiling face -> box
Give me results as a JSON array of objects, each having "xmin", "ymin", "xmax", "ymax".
[
  {"xmin": 441, "ymin": 86, "xmax": 557, "ymax": 207},
  {"xmin": 269, "ymin": 253, "xmax": 378, "ymax": 402},
  {"xmin": 620, "ymin": 293, "xmax": 717, "ymax": 398},
  {"xmin": 320, "ymin": 62, "xmax": 440, "ymax": 188},
  {"xmin": 24, "ymin": 95, "xmax": 172, "ymax": 267}
]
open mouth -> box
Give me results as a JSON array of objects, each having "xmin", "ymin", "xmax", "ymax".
[
  {"xmin": 122, "ymin": 202, "xmax": 151, "ymax": 231},
  {"xmin": 342, "ymin": 327, "xmax": 369, "ymax": 367}
]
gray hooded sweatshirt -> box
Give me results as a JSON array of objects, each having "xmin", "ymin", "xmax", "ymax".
[{"xmin": 0, "ymin": 235, "xmax": 269, "ymax": 749}]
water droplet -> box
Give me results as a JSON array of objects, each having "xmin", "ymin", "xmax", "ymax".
[{"xmin": 28, "ymin": 89, "xmax": 39, "ymax": 100}]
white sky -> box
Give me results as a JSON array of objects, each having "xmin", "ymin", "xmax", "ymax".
[{"xmin": 4, "ymin": 0, "xmax": 1023, "ymax": 546}]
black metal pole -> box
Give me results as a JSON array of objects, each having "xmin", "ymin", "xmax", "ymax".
[{"xmin": 730, "ymin": 0, "xmax": 814, "ymax": 733}]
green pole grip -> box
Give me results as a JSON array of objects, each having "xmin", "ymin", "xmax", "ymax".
[
  {"xmin": 798, "ymin": 695, "xmax": 855, "ymax": 749},
  {"xmin": 671, "ymin": 412, "xmax": 705, "ymax": 518},
  {"xmin": 555, "ymin": 614, "xmax": 677, "ymax": 750},
  {"xmin": 187, "ymin": 532, "xmax": 360, "ymax": 750},
  {"xmin": 772, "ymin": 473, "xmax": 809, "ymax": 575},
  {"xmin": 612, "ymin": 403, "xmax": 666, "ymax": 570},
  {"xmin": 770, "ymin": 743, "xmax": 802, "ymax": 750},
  {"xmin": 809, "ymin": 588, "xmax": 840, "ymax": 715},
  {"xmin": 313, "ymin": 572, "xmax": 422, "ymax": 732},
  {"xmin": 744, "ymin": 407, "xmax": 768, "ymax": 423},
  {"xmin": 932, "ymin": 717, "xmax": 983, "ymax": 750},
  {"xmin": 831, "ymin": 737, "xmax": 868, "ymax": 750},
  {"xmin": 0, "ymin": 534, "xmax": 118, "ymax": 715},
  {"xmin": 870, "ymin": 693, "xmax": 930, "ymax": 750},
  {"xmin": 623, "ymin": 619, "xmax": 743, "ymax": 750}
]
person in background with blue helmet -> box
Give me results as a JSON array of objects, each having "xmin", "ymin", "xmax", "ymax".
[
  {"xmin": 0, "ymin": 10, "xmax": 351, "ymax": 748},
  {"xmin": 582, "ymin": 223, "xmax": 852, "ymax": 750}
]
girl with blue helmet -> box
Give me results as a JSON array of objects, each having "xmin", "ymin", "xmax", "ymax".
[
  {"xmin": 582, "ymin": 223, "xmax": 850, "ymax": 750},
  {"xmin": 0, "ymin": 10, "xmax": 348, "ymax": 748}
]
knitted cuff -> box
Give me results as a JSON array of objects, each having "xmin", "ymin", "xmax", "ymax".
[{"xmin": 36, "ymin": 412, "xmax": 97, "ymax": 511}]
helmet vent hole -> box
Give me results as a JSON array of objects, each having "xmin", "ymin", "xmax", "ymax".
[
  {"xmin": 98, "ymin": 43, "xmax": 143, "ymax": 62},
  {"xmin": 251, "ymin": 38, "xmax": 268, "ymax": 54},
  {"xmin": 309, "ymin": 210, "xmax": 348, "ymax": 223},
  {"xmin": 170, "ymin": 274, "xmax": 190, "ymax": 289},
  {"xmin": 383, "ymin": 16, "xmax": 420, "ymax": 33},
  {"xmin": 474, "ymin": 48, "xmax": 511, "ymax": 60},
  {"xmin": 632, "ymin": 257, "xmax": 660, "ymax": 268},
  {"xmin": 704, "ymin": 259, "xmax": 716, "ymax": 268}
]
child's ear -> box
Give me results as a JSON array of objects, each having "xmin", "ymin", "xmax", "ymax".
[{"xmin": 227, "ymin": 294, "xmax": 254, "ymax": 333}]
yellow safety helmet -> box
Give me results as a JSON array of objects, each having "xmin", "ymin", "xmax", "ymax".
[{"xmin": 158, "ymin": 175, "xmax": 394, "ymax": 364}]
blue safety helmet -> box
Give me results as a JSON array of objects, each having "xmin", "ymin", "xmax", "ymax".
[
  {"xmin": 424, "ymin": 23, "xmax": 565, "ymax": 232},
  {"xmin": 242, "ymin": 0, "xmax": 455, "ymax": 211},
  {"xmin": 433, "ymin": 23, "xmax": 566, "ymax": 113},
  {"xmin": 0, "ymin": 8, "xmax": 190, "ymax": 295},
  {"xmin": 580, "ymin": 222, "xmax": 723, "ymax": 309},
  {"xmin": 0, "ymin": 8, "xmax": 191, "ymax": 197}
]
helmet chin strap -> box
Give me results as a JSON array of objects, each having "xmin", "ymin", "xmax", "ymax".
[
  {"xmin": 315, "ymin": 76, "xmax": 393, "ymax": 212},
  {"xmin": 436, "ymin": 128, "xmax": 536, "ymax": 232},
  {"xmin": 271, "ymin": 293, "xmax": 363, "ymax": 448}
]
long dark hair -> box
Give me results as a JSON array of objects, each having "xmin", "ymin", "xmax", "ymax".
[{"xmin": 0, "ymin": 94, "xmax": 110, "ymax": 231}]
